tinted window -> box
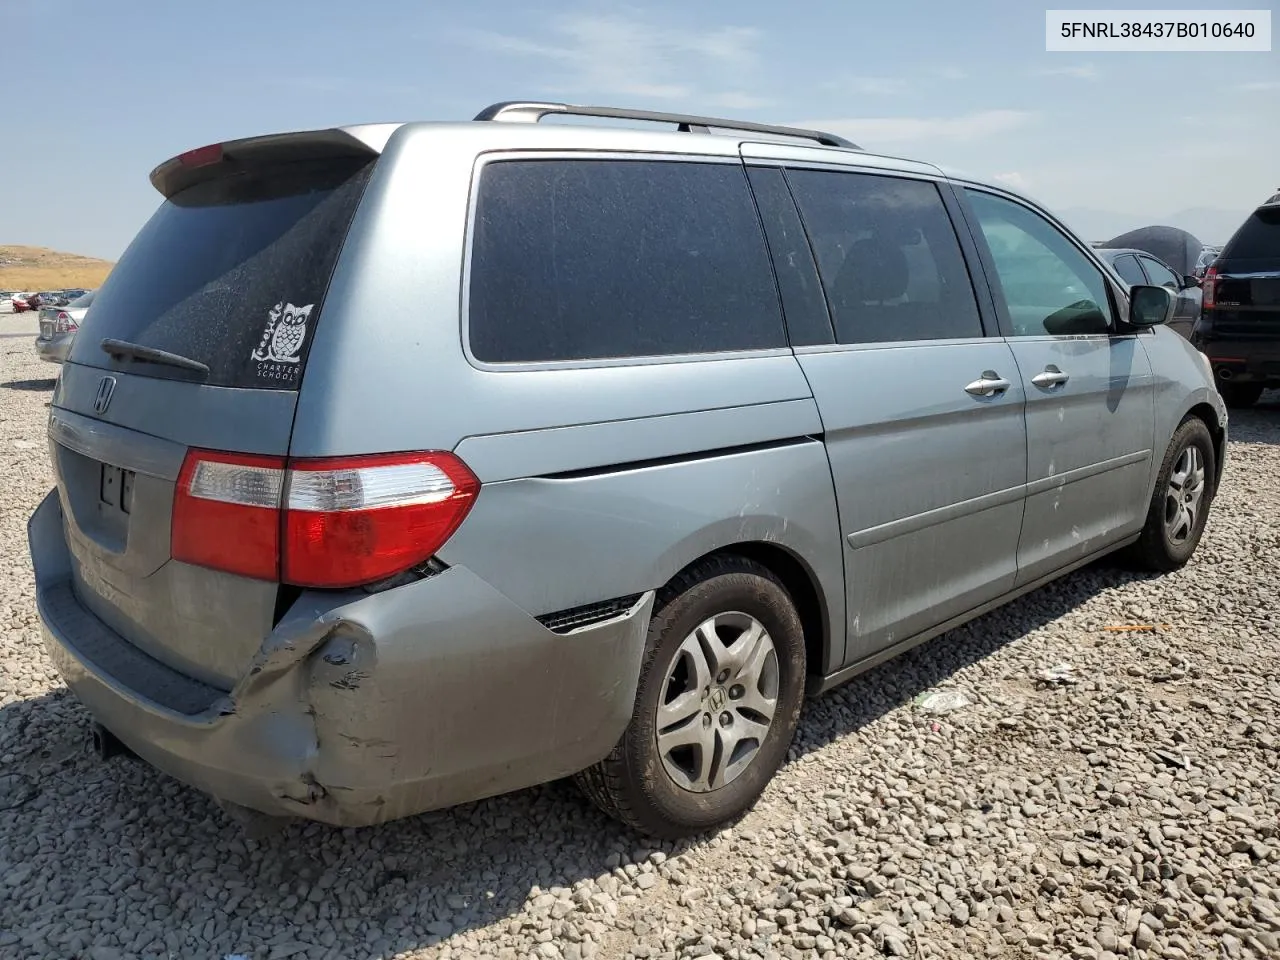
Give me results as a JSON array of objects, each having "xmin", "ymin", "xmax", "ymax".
[
  {"xmin": 1139, "ymin": 256, "xmax": 1180, "ymax": 288},
  {"xmin": 785, "ymin": 170, "xmax": 982, "ymax": 344},
  {"xmin": 1111, "ymin": 255, "xmax": 1147, "ymax": 286},
  {"xmin": 1222, "ymin": 206, "xmax": 1280, "ymax": 260},
  {"xmin": 965, "ymin": 190, "xmax": 1114, "ymax": 337},
  {"xmin": 745, "ymin": 166, "xmax": 833, "ymax": 346},
  {"xmin": 70, "ymin": 158, "xmax": 372, "ymax": 389},
  {"xmin": 469, "ymin": 160, "xmax": 784, "ymax": 363}
]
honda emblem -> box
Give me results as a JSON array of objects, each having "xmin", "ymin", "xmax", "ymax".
[{"xmin": 93, "ymin": 376, "xmax": 117, "ymax": 415}]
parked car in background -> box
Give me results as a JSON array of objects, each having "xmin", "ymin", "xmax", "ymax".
[
  {"xmin": 1097, "ymin": 247, "xmax": 1202, "ymax": 339},
  {"xmin": 16, "ymin": 294, "xmax": 46, "ymax": 313},
  {"xmin": 27, "ymin": 102, "xmax": 1226, "ymax": 839},
  {"xmin": 35, "ymin": 289, "xmax": 94, "ymax": 363},
  {"xmin": 1194, "ymin": 246, "xmax": 1222, "ymax": 279},
  {"xmin": 1194, "ymin": 198, "xmax": 1280, "ymax": 408}
]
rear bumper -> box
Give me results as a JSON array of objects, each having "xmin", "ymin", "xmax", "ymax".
[
  {"xmin": 1194, "ymin": 323, "xmax": 1280, "ymax": 385},
  {"xmin": 28, "ymin": 489, "xmax": 653, "ymax": 827},
  {"xmin": 35, "ymin": 332, "xmax": 73, "ymax": 364},
  {"xmin": 1200, "ymin": 340, "xmax": 1280, "ymax": 386}
]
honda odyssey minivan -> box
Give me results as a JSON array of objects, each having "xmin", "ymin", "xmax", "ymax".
[{"xmin": 28, "ymin": 101, "xmax": 1227, "ymax": 838}]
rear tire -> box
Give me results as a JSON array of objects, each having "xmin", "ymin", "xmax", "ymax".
[
  {"xmin": 1122, "ymin": 416, "xmax": 1216, "ymax": 572},
  {"xmin": 1218, "ymin": 382, "xmax": 1263, "ymax": 409},
  {"xmin": 575, "ymin": 555, "xmax": 805, "ymax": 839}
]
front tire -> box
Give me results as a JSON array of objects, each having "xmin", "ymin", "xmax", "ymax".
[
  {"xmin": 1123, "ymin": 416, "xmax": 1217, "ymax": 572},
  {"xmin": 575, "ymin": 555, "xmax": 806, "ymax": 839}
]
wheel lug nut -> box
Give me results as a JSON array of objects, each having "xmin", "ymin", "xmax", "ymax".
[
  {"xmin": 702, "ymin": 713, "xmax": 712, "ymax": 727},
  {"xmin": 717, "ymin": 670, "xmax": 729, "ymax": 683},
  {"xmin": 719, "ymin": 712, "xmax": 732, "ymax": 727},
  {"xmin": 729, "ymin": 685, "xmax": 744, "ymax": 699}
]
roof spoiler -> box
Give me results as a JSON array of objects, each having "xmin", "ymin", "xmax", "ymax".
[{"xmin": 148, "ymin": 124, "xmax": 400, "ymax": 198}]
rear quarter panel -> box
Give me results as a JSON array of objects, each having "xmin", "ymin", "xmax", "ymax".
[{"xmin": 438, "ymin": 433, "xmax": 845, "ymax": 673}]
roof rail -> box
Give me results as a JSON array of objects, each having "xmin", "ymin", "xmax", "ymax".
[{"xmin": 473, "ymin": 101, "xmax": 859, "ymax": 150}]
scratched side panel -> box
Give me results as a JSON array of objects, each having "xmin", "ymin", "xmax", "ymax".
[
  {"xmin": 1139, "ymin": 326, "xmax": 1229, "ymax": 490},
  {"xmin": 437, "ymin": 433, "xmax": 847, "ymax": 674},
  {"xmin": 795, "ymin": 340, "xmax": 1028, "ymax": 666},
  {"xmin": 1007, "ymin": 335, "xmax": 1155, "ymax": 585}
]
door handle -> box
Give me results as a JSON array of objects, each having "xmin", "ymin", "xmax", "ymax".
[
  {"xmin": 964, "ymin": 371, "xmax": 1012, "ymax": 397},
  {"xmin": 1031, "ymin": 366, "xmax": 1070, "ymax": 389}
]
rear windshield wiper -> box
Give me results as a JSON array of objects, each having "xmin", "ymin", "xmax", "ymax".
[{"xmin": 100, "ymin": 338, "xmax": 210, "ymax": 377}]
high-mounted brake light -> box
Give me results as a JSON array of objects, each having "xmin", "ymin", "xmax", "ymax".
[
  {"xmin": 1202, "ymin": 265, "xmax": 1218, "ymax": 309},
  {"xmin": 177, "ymin": 143, "xmax": 224, "ymax": 168},
  {"xmin": 171, "ymin": 449, "xmax": 479, "ymax": 588}
]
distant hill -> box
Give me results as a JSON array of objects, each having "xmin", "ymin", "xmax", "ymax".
[
  {"xmin": 1054, "ymin": 207, "xmax": 1249, "ymax": 247},
  {"xmin": 0, "ymin": 245, "xmax": 114, "ymax": 291}
]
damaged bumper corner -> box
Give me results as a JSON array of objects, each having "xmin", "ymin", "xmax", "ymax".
[{"xmin": 29, "ymin": 489, "xmax": 655, "ymax": 827}]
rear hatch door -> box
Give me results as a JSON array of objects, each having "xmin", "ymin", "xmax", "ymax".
[{"xmin": 50, "ymin": 142, "xmax": 377, "ymax": 689}]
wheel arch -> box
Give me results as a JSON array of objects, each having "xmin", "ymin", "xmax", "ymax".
[
  {"xmin": 1183, "ymin": 400, "xmax": 1227, "ymax": 492},
  {"xmin": 663, "ymin": 541, "xmax": 834, "ymax": 682}
]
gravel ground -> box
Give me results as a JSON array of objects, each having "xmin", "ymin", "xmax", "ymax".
[{"xmin": 1, "ymin": 319, "xmax": 1278, "ymax": 960}]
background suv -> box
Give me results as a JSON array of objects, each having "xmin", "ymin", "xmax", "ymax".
[{"xmin": 1195, "ymin": 199, "xmax": 1280, "ymax": 408}]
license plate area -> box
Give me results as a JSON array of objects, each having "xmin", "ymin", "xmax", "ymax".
[{"xmin": 100, "ymin": 464, "xmax": 135, "ymax": 516}]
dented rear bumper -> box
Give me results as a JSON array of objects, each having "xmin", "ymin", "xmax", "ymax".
[{"xmin": 28, "ymin": 489, "xmax": 653, "ymax": 826}]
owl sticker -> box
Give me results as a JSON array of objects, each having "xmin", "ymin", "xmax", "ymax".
[{"xmin": 251, "ymin": 302, "xmax": 313, "ymax": 364}]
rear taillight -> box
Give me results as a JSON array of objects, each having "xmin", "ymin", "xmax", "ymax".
[
  {"xmin": 171, "ymin": 449, "xmax": 479, "ymax": 588},
  {"xmin": 173, "ymin": 451, "xmax": 285, "ymax": 581},
  {"xmin": 283, "ymin": 452, "xmax": 479, "ymax": 588},
  {"xmin": 1202, "ymin": 266, "xmax": 1218, "ymax": 309},
  {"xmin": 54, "ymin": 311, "xmax": 74, "ymax": 333}
]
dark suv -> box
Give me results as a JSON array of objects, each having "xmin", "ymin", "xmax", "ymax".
[{"xmin": 1195, "ymin": 200, "xmax": 1280, "ymax": 407}]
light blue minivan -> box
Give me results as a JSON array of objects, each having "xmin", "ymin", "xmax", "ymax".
[{"xmin": 28, "ymin": 101, "xmax": 1226, "ymax": 838}]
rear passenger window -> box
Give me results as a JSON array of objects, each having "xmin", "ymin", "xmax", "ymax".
[
  {"xmin": 784, "ymin": 170, "xmax": 983, "ymax": 344},
  {"xmin": 468, "ymin": 159, "xmax": 785, "ymax": 363}
]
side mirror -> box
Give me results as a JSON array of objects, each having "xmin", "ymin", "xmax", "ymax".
[
  {"xmin": 1128, "ymin": 284, "xmax": 1175, "ymax": 327},
  {"xmin": 1182, "ymin": 274, "xmax": 1202, "ymax": 288}
]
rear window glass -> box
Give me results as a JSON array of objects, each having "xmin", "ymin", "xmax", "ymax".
[
  {"xmin": 1223, "ymin": 206, "xmax": 1280, "ymax": 260},
  {"xmin": 468, "ymin": 159, "xmax": 785, "ymax": 363},
  {"xmin": 69, "ymin": 158, "xmax": 373, "ymax": 388}
]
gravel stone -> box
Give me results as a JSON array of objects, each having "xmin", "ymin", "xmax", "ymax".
[{"xmin": 0, "ymin": 326, "xmax": 1278, "ymax": 958}]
